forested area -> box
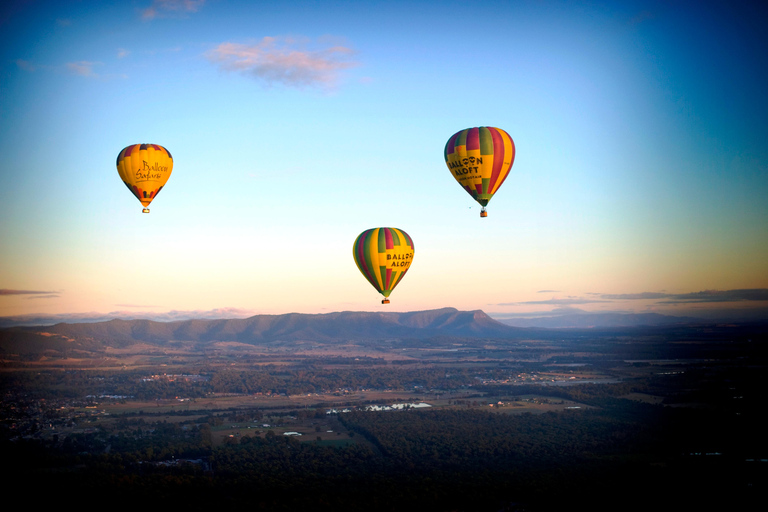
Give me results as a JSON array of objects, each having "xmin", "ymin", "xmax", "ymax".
[
  {"xmin": 3, "ymin": 329, "xmax": 766, "ymax": 511},
  {"xmin": 4, "ymin": 383, "xmax": 764, "ymax": 511}
]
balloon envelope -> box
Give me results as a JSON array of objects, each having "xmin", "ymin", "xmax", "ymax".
[
  {"xmin": 444, "ymin": 127, "xmax": 515, "ymax": 210},
  {"xmin": 353, "ymin": 227, "xmax": 414, "ymax": 300},
  {"xmin": 116, "ymin": 144, "xmax": 173, "ymax": 211}
]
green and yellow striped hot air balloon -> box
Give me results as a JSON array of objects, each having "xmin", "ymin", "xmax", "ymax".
[
  {"xmin": 353, "ymin": 227, "xmax": 415, "ymax": 304},
  {"xmin": 116, "ymin": 144, "xmax": 174, "ymax": 213},
  {"xmin": 444, "ymin": 126, "xmax": 515, "ymax": 217}
]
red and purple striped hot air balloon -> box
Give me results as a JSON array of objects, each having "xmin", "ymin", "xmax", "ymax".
[
  {"xmin": 353, "ymin": 228, "xmax": 414, "ymax": 304},
  {"xmin": 444, "ymin": 126, "xmax": 515, "ymax": 217}
]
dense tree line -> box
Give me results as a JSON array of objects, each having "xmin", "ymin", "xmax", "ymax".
[
  {"xmin": 6, "ymin": 396, "xmax": 764, "ymax": 511},
  {"xmin": 339, "ymin": 406, "xmax": 659, "ymax": 471}
]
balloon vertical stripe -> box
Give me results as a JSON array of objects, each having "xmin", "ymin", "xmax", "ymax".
[
  {"xmin": 384, "ymin": 228, "xmax": 394, "ymax": 249},
  {"xmin": 444, "ymin": 132, "xmax": 459, "ymax": 159},
  {"xmin": 402, "ymin": 231, "xmax": 414, "ymax": 250},
  {"xmin": 457, "ymin": 129, "xmax": 468, "ymax": 149},
  {"xmin": 488, "ymin": 127, "xmax": 505, "ymax": 192},
  {"xmin": 390, "ymin": 228, "xmax": 401, "ymax": 247},
  {"xmin": 493, "ymin": 130, "xmax": 515, "ymax": 194},
  {"xmin": 364, "ymin": 231, "xmax": 380, "ymax": 290},
  {"xmin": 355, "ymin": 230, "xmax": 376, "ymax": 289},
  {"xmin": 466, "ymin": 127, "xmax": 480, "ymax": 151},
  {"xmin": 479, "ymin": 127, "xmax": 494, "ymax": 155}
]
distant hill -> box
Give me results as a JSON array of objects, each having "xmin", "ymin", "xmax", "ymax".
[
  {"xmin": 498, "ymin": 312, "xmax": 702, "ymax": 328},
  {"xmin": 0, "ymin": 308, "xmax": 522, "ymax": 350}
]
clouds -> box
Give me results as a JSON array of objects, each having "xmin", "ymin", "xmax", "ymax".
[
  {"xmin": 642, "ymin": 289, "xmax": 768, "ymax": 304},
  {"xmin": 598, "ymin": 292, "xmax": 670, "ymax": 300},
  {"xmin": 491, "ymin": 289, "xmax": 768, "ymax": 324},
  {"xmin": 12, "ymin": 2, "xmax": 355, "ymax": 91},
  {"xmin": 15, "ymin": 59, "xmax": 113, "ymax": 79},
  {"xmin": 508, "ymin": 289, "xmax": 768, "ymax": 307},
  {"xmin": 207, "ymin": 36, "xmax": 358, "ymax": 90},
  {"xmin": 0, "ymin": 289, "xmax": 59, "ymax": 300},
  {"xmin": 501, "ymin": 297, "xmax": 608, "ymax": 306},
  {"xmin": 64, "ymin": 60, "xmax": 129, "ymax": 80},
  {"xmin": 585, "ymin": 289, "xmax": 768, "ymax": 304},
  {"xmin": 66, "ymin": 60, "xmax": 101, "ymax": 77},
  {"xmin": 142, "ymin": 0, "xmax": 206, "ymax": 21},
  {"xmin": 0, "ymin": 289, "xmax": 57, "ymax": 296},
  {"xmin": 0, "ymin": 307, "xmax": 256, "ymax": 328},
  {"xmin": 15, "ymin": 59, "xmax": 36, "ymax": 72}
]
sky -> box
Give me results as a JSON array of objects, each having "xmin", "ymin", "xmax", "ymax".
[{"xmin": 1, "ymin": 0, "xmax": 767, "ymax": 325}]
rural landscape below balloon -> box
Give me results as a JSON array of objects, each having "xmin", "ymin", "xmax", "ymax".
[{"xmin": 2, "ymin": 1, "xmax": 767, "ymax": 511}]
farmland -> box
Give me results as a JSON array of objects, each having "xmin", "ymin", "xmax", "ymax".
[{"xmin": 2, "ymin": 321, "xmax": 766, "ymax": 511}]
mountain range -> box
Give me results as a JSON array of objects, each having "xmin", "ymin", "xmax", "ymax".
[{"xmin": 0, "ymin": 308, "xmax": 521, "ymax": 349}]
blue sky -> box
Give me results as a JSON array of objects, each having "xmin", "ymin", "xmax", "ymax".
[{"xmin": 1, "ymin": 0, "xmax": 767, "ymax": 324}]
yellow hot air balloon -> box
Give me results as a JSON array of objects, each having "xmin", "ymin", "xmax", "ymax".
[
  {"xmin": 353, "ymin": 228, "xmax": 415, "ymax": 304},
  {"xmin": 116, "ymin": 144, "xmax": 173, "ymax": 213},
  {"xmin": 444, "ymin": 127, "xmax": 515, "ymax": 217}
]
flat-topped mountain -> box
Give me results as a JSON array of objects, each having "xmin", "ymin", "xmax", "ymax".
[{"xmin": 0, "ymin": 308, "xmax": 521, "ymax": 350}]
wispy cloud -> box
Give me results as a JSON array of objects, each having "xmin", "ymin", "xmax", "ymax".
[
  {"xmin": 649, "ymin": 289, "xmax": 768, "ymax": 304},
  {"xmin": 497, "ymin": 306, "xmax": 589, "ymax": 318},
  {"xmin": 598, "ymin": 292, "xmax": 670, "ymax": 300},
  {"xmin": 207, "ymin": 36, "xmax": 358, "ymax": 90},
  {"xmin": 15, "ymin": 59, "xmax": 36, "ymax": 72},
  {"xmin": 0, "ymin": 307, "xmax": 256, "ymax": 327},
  {"xmin": 498, "ymin": 289, "xmax": 768, "ymax": 309},
  {"xmin": 498, "ymin": 296, "xmax": 608, "ymax": 306},
  {"xmin": 148, "ymin": 307, "xmax": 255, "ymax": 321},
  {"xmin": 66, "ymin": 60, "xmax": 101, "ymax": 77},
  {"xmin": 117, "ymin": 48, "xmax": 130, "ymax": 59},
  {"xmin": 593, "ymin": 289, "xmax": 768, "ymax": 304},
  {"xmin": 142, "ymin": 0, "xmax": 205, "ymax": 20},
  {"xmin": 0, "ymin": 289, "xmax": 58, "ymax": 296}
]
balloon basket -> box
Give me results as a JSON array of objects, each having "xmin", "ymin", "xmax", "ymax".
[
  {"xmin": 480, "ymin": 209, "xmax": 487, "ymax": 218},
  {"xmin": 381, "ymin": 299, "xmax": 390, "ymax": 304},
  {"xmin": 142, "ymin": 208, "xmax": 150, "ymax": 213}
]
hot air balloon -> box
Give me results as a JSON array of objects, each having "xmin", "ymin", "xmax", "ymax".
[
  {"xmin": 116, "ymin": 144, "xmax": 174, "ymax": 213},
  {"xmin": 444, "ymin": 126, "xmax": 515, "ymax": 217},
  {"xmin": 353, "ymin": 227, "xmax": 414, "ymax": 304}
]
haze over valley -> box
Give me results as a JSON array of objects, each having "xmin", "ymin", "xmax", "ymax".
[{"xmin": 3, "ymin": 308, "xmax": 766, "ymax": 510}]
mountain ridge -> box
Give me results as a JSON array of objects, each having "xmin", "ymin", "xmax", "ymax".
[{"xmin": 0, "ymin": 308, "xmax": 521, "ymax": 347}]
